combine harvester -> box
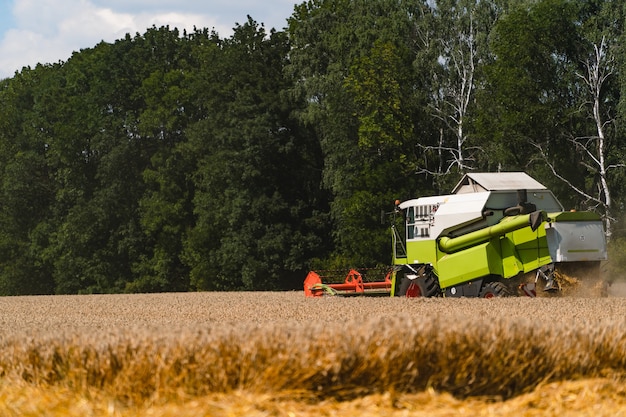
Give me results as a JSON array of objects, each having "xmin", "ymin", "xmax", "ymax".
[{"xmin": 304, "ymin": 172, "xmax": 608, "ymax": 298}]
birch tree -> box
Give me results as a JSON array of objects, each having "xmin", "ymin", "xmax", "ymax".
[
  {"xmin": 540, "ymin": 36, "xmax": 621, "ymax": 237},
  {"xmin": 417, "ymin": 0, "xmax": 498, "ymax": 182}
]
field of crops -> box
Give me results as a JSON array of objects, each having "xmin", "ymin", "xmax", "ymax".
[{"xmin": 1, "ymin": 284, "xmax": 626, "ymax": 416}]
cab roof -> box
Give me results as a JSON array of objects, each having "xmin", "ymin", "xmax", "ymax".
[{"xmin": 452, "ymin": 172, "xmax": 546, "ymax": 194}]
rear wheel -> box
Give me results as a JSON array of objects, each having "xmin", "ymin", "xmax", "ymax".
[{"xmin": 479, "ymin": 281, "xmax": 510, "ymax": 298}]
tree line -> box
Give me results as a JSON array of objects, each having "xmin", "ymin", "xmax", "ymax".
[{"xmin": 1, "ymin": 0, "xmax": 625, "ymax": 295}]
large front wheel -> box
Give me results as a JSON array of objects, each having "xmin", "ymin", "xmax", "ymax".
[{"xmin": 397, "ymin": 266, "xmax": 441, "ymax": 297}]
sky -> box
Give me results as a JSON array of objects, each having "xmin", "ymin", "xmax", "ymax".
[{"xmin": 0, "ymin": 0, "xmax": 298, "ymax": 79}]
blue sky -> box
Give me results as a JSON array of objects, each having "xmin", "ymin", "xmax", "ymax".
[{"xmin": 0, "ymin": 0, "xmax": 297, "ymax": 79}]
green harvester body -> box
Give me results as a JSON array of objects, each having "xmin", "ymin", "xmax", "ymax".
[{"xmin": 390, "ymin": 172, "xmax": 607, "ymax": 297}]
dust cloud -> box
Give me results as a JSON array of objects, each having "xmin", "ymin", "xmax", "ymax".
[{"xmin": 608, "ymin": 281, "xmax": 626, "ymax": 297}]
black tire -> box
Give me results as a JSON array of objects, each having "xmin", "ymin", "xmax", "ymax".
[
  {"xmin": 398, "ymin": 274, "xmax": 419, "ymax": 297},
  {"xmin": 397, "ymin": 267, "xmax": 441, "ymax": 298},
  {"xmin": 479, "ymin": 281, "xmax": 511, "ymax": 298},
  {"xmin": 420, "ymin": 271, "xmax": 441, "ymax": 297}
]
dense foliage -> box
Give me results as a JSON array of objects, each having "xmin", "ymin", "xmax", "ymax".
[{"xmin": 1, "ymin": 0, "xmax": 625, "ymax": 294}]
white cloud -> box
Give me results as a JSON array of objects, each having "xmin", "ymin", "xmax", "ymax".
[
  {"xmin": 0, "ymin": 28, "xmax": 67, "ymax": 75},
  {"xmin": 0, "ymin": 0, "xmax": 294, "ymax": 79}
]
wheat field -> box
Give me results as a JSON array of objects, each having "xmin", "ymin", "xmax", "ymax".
[{"xmin": 1, "ymin": 285, "xmax": 626, "ymax": 416}]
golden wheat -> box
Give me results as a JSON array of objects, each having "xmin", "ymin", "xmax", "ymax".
[{"xmin": 0, "ymin": 291, "xmax": 626, "ymax": 416}]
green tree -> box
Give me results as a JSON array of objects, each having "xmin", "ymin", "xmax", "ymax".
[
  {"xmin": 46, "ymin": 28, "xmax": 191, "ymax": 293},
  {"xmin": 478, "ymin": 0, "xmax": 583, "ymax": 175},
  {"xmin": 0, "ymin": 68, "xmax": 56, "ymax": 294},
  {"xmin": 129, "ymin": 30, "xmax": 209, "ymax": 292},
  {"xmin": 287, "ymin": 0, "xmax": 433, "ymax": 267},
  {"xmin": 342, "ymin": 40, "xmax": 421, "ymax": 265},
  {"xmin": 184, "ymin": 18, "xmax": 327, "ymax": 290}
]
